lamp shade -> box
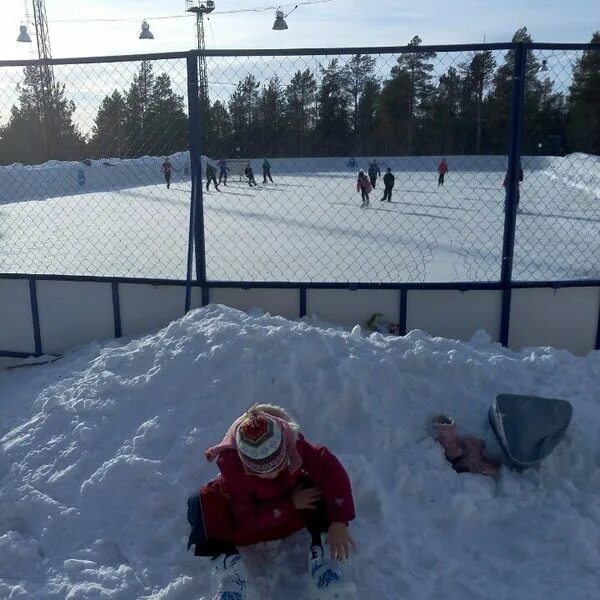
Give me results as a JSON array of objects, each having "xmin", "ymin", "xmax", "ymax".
[
  {"xmin": 139, "ymin": 20, "xmax": 155, "ymax": 40},
  {"xmin": 272, "ymin": 10, "xmax": 288, "ymax": 31},
  {"xmin": 17, "ymin": 25, "xmax": 32, "ymax": 43}
]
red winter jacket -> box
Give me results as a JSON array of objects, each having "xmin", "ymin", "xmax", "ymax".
[
  {"xmin": 437, "ymin": 161, "xmax": 448, "ymax": 175},
  {"xmin": 356, "ymin": 177, "xmax": 373, "ymax": 193},
  {"xmin": 216, "ymin": 434, "xmax": 355, "ymax": 534}
]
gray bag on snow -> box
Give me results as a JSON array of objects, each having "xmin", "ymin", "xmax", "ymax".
[{"xmin": 488, "ymin": 394, "xmax": 573, "ymax": 470}]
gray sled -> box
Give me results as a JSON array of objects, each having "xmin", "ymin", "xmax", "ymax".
[{"xmin": 489, "ymin": 394, "xmax": 572, "ymax": 471}]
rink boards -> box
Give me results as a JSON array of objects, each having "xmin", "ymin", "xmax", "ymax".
[{"xmin": 0, "ymin": 277, "xmax": 598, "ymax": 367}]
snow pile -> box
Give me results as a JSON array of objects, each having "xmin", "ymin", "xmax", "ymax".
[
  {"xmin": 1, "ymin": 306, "xmax": 599, "ymax": 599},
  {"xmin": 544, "ymin": 152, "xmax": 600, "ymax": 199},
  {"xmin": 0, "ymin": 152, "xmax": 190, "ymax": 205}
]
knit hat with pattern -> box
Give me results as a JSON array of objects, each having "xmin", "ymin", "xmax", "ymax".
[{"xmin": 235, "ymin": 411, "xmax": 287, "ymax": 474}]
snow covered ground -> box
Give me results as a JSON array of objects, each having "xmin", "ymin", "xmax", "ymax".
[
  {"xmin": 0, "ymin": 155, "xmax": 598, "ymax": 282},
  {"xmin": 0, "ymin": 305, "xmax": 599, "ymax": 599}
]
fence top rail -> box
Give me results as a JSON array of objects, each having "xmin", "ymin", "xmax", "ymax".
[{"xmin": 0, "ymin": 41, "xmax": 597, "ymax": 67}]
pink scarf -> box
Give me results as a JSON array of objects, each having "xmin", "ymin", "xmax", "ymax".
[{"xmin": 205, "ymin": 414, "xmax": 302, "ymax": 473}]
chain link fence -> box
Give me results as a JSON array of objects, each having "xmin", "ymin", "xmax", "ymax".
[
  {"xmin": 514, "ymin": 46, "xmax": 600, "ymax": 281},
  {"xmin": 0, "ymin": 44, "xmax": 598, "ymax": 285},
  {"xmin": 0, "ymin": 57, "xmax": 191, "ymax": 279}
]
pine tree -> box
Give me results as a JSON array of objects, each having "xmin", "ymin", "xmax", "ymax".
[
  {"xmin": 0, "ymin": 66, "xmax": 85, "ymax": 164},
  {"xmin": 460, "ymin": 50, "xmax": 496, "ymax": 153},
  {"xmin": 124, "ymin": 61, "xmax": 155, "ymax": 157},
  {"xmin": 146, "ymin": 73, "xmax": 189, "ymax": 157},
  {"xmin": 356, "ymin": 79, "xmax": 380, "ymax": 155},
  {"xmin": 426, "ymin": 66, "xmax": 466, "ymax": 155},
  {"xmin": 316, "ymin": 59, "xmax": 351, "ymax": 155},
  {"xmin": 344, "ymin": 54, "xmax": 379, "ymax": 152},
  {"xmin": 90, "ymin": 91, "xmax": 127, "ymax": 159},
  {"xmin": 257, "ymin": 77, "xmax": 285, "ymax": 156},
  {"xmin": 484, "ymin": 27, "xmax": 562, "ymax": 154},
  {"xmin": 284, "ymin": 69, "xmax": 317, "ymax": 156},
  {"xmin": 566, "ymin": 32, "xmax": 600, "ymax": 154},
  {"xmin": 381, "ymin": 36, "xmax": 436, "ymax": 154},
  {"xmin": 205, "ymin": 100, "xmax": 232, "ymax": 158},
  {"xmin": 228, "ymin": 75, "xmax": 260, "ymax": 156}
]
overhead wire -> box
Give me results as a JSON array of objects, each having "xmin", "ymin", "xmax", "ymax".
[{"xmin": 45, "ymin": 0, "xmax": 334, "ymax": 24}]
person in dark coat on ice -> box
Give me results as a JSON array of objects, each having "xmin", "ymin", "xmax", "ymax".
[
  {"xmin": 381, "ymin": 168, "xmax": 395, "ymax": 202},
  {"xmin": 503, "ymin": 161, "xmax": 524, "ymax": 212},
  {"xmin": 368, "ymin": 160, "xmax": 381, "ymax": 188},
  {"xmin": 206, "ymin": 163, "xmax": 220, "ymax": 191},
  {"xmin": 217, "ymin": 159, "xmax": 230, "ymax": 186},
  {"xmin": 187, "ymin": 404, "xmax": 356, "ymax": 600},
  {"xmin": 162, "ymin": 157, "xmax": 173, "ymax": 189},
  {"xmin": 244, "ymin": 164, "xmax": 257, "ymax": 187},
  {"xmin": 262, "ymin": 158, "xmax": 274, "ymax": 183},
  {"xmin": 437, "ymin": 158, "xmax": 449, "ymax": 186}
]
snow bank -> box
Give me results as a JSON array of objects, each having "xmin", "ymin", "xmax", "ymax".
[
  {"xmin": 543, "ymin": 152, "xmax": 600, "ymax": 199},
  {"xmin": 0, "ymin": 305, "xmax": 599, "ymax": 599},
  {"xmin": 0, "ymin": 152, "xmax": 190, "ymax": 205}
]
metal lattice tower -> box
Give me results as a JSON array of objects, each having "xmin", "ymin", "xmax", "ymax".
[
  {"xmin": 31, "ymin": 0, "xmax": 55, "ymax": 89},
  {"xmin": 186, "ymin": 1, "xmax": 215, "ymax": 107},
  {"xmin": 28, "ymin": 0, "xmax": 57, "ymax": 158}
]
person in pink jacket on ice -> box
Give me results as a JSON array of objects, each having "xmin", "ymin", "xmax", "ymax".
[
  {"xmin": 437, "ymin": 158, "xmax": 449, "ymax": 186},
  {"xmin": 187, "ymin": 404, "xmax": 357, "ymax": 600},
  {"xmin": 356, "ymin": 170, "xmax": 373, "ymax": 208}
]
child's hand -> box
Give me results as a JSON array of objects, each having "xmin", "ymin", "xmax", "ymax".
[
  {"xmin": 291, "ymin": 486, "xmax": 322, "ymax": 510},
  {"xmin": 327, "ymin": 522, "xmax": 357, "ymax": 561}
]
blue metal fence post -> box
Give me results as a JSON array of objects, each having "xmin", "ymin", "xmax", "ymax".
[
  {"xmin": 185, "ymin": 52, "xmax": 208, "ymax": 312},
  {"xmin": 499, "ymin": 42, "xmax": 527, "ymax": 348}
]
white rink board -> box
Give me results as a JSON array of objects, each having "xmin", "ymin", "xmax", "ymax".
[
  {"xmin": 0, "ymin": 278, "xmax": 35, "ymax": 354},
  {"xmin": 119, "ymin": 284, "xmax": 187, "ymax": 338},
  {"xmin": 1, "ymin": 281, "xmax": 598, "ymax": 361},
  {"xmin": 509, "ymin": 287, "xmax": 600, "ymax": 356},
  {"xmin": 306, "ymin": 289, "xmax": 400, "ymax": 328},
  {"xmin": 36, "ymin": 280, "xmax": 114, "ymax": 355},
  {"xmin": 407, "ymin": 289, "xmax": 502, "ymax": 343}
]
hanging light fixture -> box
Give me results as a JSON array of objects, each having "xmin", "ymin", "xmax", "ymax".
[
  {"xmin": 139, "ymin": 19, "xmax": 155, "ymax": 40},
  {"xmin": 272, "ymin": 5, "xmax": 299, "ymax": 31},
  {"xmin": 272, "ymin": 10, "xmax": 288, "ymax": 30},
  {"xmin": 17, "ymin": 24, "xmax": 32, "ymax": 43}
]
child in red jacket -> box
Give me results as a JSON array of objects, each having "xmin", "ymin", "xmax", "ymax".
[
  {"xmin": 356, "ymin": 171, "xmax": 373, "ymax": 208},
  {"xmin": 188, "ymin": 404, "xmax": 357, "ymax": 600},
  {"xmin": 437, "ymin": 158, "xmax": 449, "ymax": 186}
]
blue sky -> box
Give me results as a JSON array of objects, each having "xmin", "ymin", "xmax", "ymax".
[{"xmin": 1, "ymin": 0, "xmax": 599, "ymax": 60}]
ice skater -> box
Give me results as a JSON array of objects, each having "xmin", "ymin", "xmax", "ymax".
[
  {"xmin": 162, "ymin": 156, "xmax": 173, "ymax": 189},
  {"xmin": 368, "ymin": 159, "xmax": 381, "ymax": 189},
  {"xmin": 206, "ymin": 162, "xmax": 220, "ymax": 192},
  {"xmin": 381, "ymin": 167, "xmax": 395, "ymax": 202},
  {"xmin": 244, "ymin": 164, "xmax": 257, "ymax": 187},
  {"xmin": 262, "ymin": 158, "xmax": 274, "ymax": 183},
  {"xmin": 217, "ymin": 159, "xmax": 230, "ymax": 186},
  {"xmin": 187, "ymin": 404, "xmax": 356, "ymax": 600},
  {"xmin": 503, "ymin": 161, "xmax": 524, "ymax": 213},
  {"xmin": 357, "ymin": 170, "xmax": 372, "ymax": 208},
  {"xmin": 437, "ymin": 158, "xmax": 448, "ymax": 186}
]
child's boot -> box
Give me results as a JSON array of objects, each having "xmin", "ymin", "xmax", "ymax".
[
  {"xmin": 432, "ymin": 414, "xmax": 463, "ymax": 461},
  {"xmin": 212, "ymin": 553, "xmax": 247, "ymax": 600},
  {"xmin": 308, "ymin": 543, "xmax": 355, "ymax": 599}
]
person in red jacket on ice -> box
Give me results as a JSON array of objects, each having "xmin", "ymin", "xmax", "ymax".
[
  {"xmin": 437, "ymin": 158, "xmax": 449, "ymax": 186},
  {"xmin": 187, "ymin": 404, "xmax": 357, "ymax": 600}
]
